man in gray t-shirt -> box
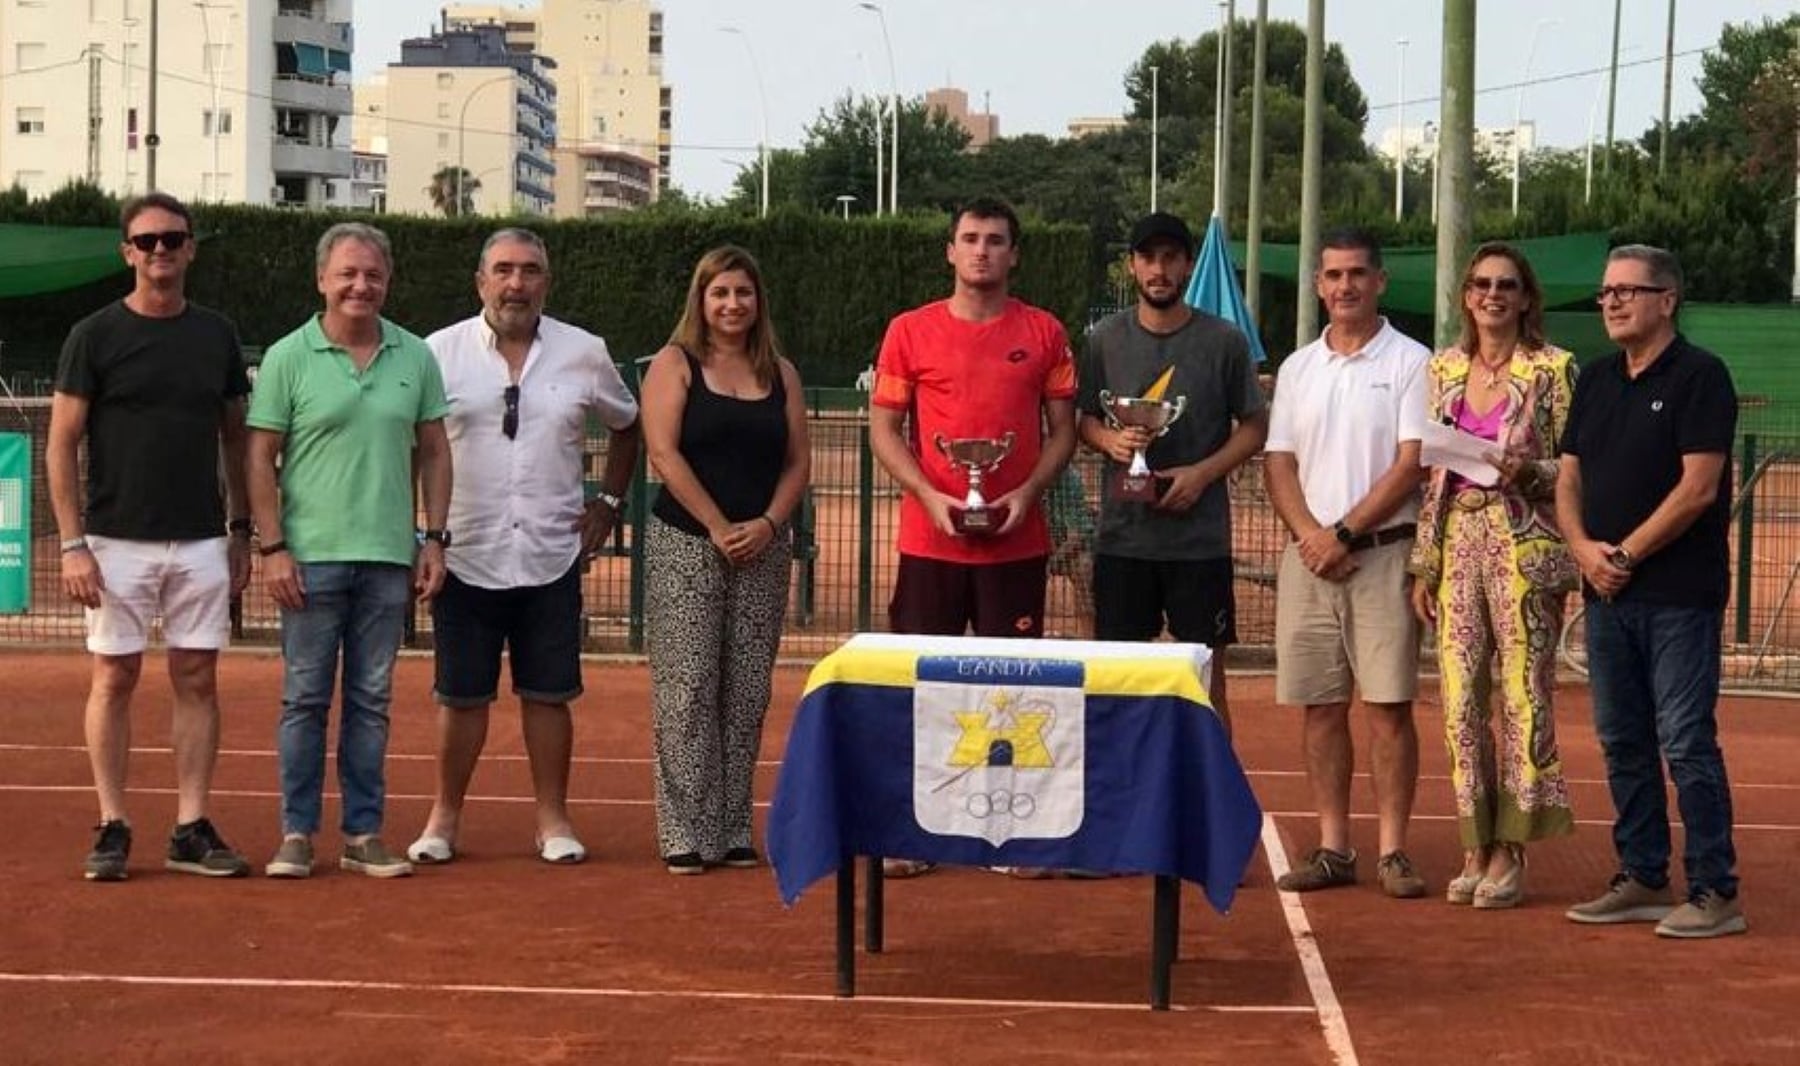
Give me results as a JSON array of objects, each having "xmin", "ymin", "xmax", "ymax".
[{"xmin": 1077, "ymin": 213, "xmax": 1268, "ymax": 731}]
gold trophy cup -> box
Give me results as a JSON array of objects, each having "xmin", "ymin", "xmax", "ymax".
[
  {"xmin": 934, "ymin": 433, "xmax": 1016, "ymax": 534},
  {"xmin": 1100, "ymin": 390, "xmax": 1187, "ymax": 501}
]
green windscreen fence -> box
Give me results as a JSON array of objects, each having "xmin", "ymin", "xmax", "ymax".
[
  {"xmin": 1229, "ymin": 232, "xmax": 1611, "ymax": 315},
  {"xmin": 0, "ymin": 224, "xmax": 124, "ymax": 298}
]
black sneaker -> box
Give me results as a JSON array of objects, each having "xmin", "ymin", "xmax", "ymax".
[
  {"xmin": 165, "ymin": 817, "xmax": 251, "ymax": 878},
  {"xmin": 720, "ymin": 847, "xmax": 760, "ymax": 869},
  {"xmin": 84, "ymin": 819, "xmax": 132, "ymax": 882},
  {"xmin": 665, "ymin": 852, "xmax": 705, "ymax": 876}
]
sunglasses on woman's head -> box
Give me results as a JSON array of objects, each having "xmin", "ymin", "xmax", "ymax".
[{"xmin": 127, "ymin": 231, "xmax": 191, "ymax": 252}]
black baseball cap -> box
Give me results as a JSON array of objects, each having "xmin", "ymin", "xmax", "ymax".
[{"xmin": 1128, "ymin": 212, "xmax": 1195, "ymax": 256}]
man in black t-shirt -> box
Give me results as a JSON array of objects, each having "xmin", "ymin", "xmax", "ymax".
[
  {"xmin": 1555, "ymin": 244, "xmax": 1745, "ymax": 939},
  {"xmin": 46, "ymin": 192, "xmax": 254, "ymax": 883}
]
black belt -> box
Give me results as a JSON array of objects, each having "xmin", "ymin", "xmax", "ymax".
[{"xmin": 1344, "ymin": 523, "xmax": 1417, "ymax": 552}]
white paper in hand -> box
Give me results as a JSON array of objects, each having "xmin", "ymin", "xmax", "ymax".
[{"xmin": 1420, "ymin": 421, "xmax": 1501, "ymax": 487}]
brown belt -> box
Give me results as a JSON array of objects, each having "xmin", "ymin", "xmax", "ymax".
[{"xmin": 1343, "ymin": 523, "xmax": 1417, "ymax": 552}]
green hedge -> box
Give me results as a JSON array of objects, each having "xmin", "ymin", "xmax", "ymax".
[{"xmin": 0, "ymin": 198, "xmax": 1091, "ymax": 389}]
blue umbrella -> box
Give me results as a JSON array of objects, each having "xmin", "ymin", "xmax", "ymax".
[{"xmin": 1184, "ymin": 215, "xmax": 1267, "ymax": 364}]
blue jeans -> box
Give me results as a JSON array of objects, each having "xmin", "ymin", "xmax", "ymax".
[
  {"xmin": 1585, "ymin": 599, "xmax": 1738, "ymax": 898},
  {"xmin": 276, "ymin": 563, "xmax": 411, "ymax": 836}
]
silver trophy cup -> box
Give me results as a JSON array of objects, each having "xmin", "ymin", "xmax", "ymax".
[
  {"xmin": 1099, "ymin": 390, "xmax": 1187, "ymax": 500},
  {"xmin": 934, "ymin": 433, "xmax": 1016, "ymax": 533}
]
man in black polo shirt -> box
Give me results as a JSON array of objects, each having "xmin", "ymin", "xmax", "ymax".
[
  {"xmin": 1555, "ymin": 244, "xmax": 1744, "ymax": 938},
  {"xmin": 47, "ymin": 192, "xmax": 254, "ymax": 882}
]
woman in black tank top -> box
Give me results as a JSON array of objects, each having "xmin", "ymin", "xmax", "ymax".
[{"xmin": 639, "ymin": 246, "xmax": 812, "ymax": 875}]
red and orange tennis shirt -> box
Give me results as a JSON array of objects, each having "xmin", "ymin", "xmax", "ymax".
[{"xmin": 872, "ymin": 298, "xmax": 1077, "ymax": 564}]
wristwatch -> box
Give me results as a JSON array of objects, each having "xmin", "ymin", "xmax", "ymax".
[
  {"xmin": 421, "ymin": 529, "xmax": 453, "ymax": 549},
  {"xmin": 1333, "ymin": 521, "xmax": 1356, "ymax": 546},
  {"xmin": 593, "ymin": 490, "xmax": 626, "ymax": 513},
  {"xmin": 1606, "ymin": 546, "xmax": 1635, "ymax": 571},
  {"xmin": 60, "ymin": 536, "xmax": 89, "ymax": 554},
  {"xmin": 226, "ymin": 518, "xmax": 254, "ymax": 537}
]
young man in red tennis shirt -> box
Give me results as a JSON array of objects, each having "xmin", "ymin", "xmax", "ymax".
[{"xmin": 868, "ymin": 197, "xmax": 1079, "ymax": 878}]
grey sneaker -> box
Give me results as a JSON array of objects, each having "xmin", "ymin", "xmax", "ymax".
[
  {"xmin": 1566, "ymin": 872, "xmax": 1675, "ymax": 924},
  {"xmin": 1376, "ymin": 850, "xmax": 1428, "ymax": 899},
  {"xmin": 165, "ymin": 817, "xmax": 250, "ymax": 878},
  {"xmin": 1276, "ymin": 847, "xmax": 1357, "ymax": 892},
  {"xmin": 265, "ymin": 836, "xmax": 314, "ymax": 879},
  {"xmin": 341, "ymin": 837, "xmax": 413, "ymax": 879},
  {"xmin": 1655, "ymin": 889, "xmax": 1747, "ymax": 939},
  {"xmin": 84, "ymin": 820, "xmax": 132, "ymax": 882}
]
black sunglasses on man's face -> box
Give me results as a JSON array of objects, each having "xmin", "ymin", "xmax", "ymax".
[{"xmin": 127, "ymin": 231, "xmax": 191, "ymax": 253}]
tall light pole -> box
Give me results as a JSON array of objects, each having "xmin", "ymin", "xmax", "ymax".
[
  {"xmin": 1511, "ymin": 18, "xmax": 1557, "ymax": 217},
  {"xmin": 721, "ymin": 26, "xmax": 770, "ymax": 217},
  {"xmin": 146, "ymin": 0, "xmax": 160, "ymax": 190},
  {"xmin": 1149, "ymin": 65, "xmax": 1160, "ymax": 212},
  {"xmin": 855, "ymin": 50, "xmax": 885, "ymax": 217},
  {"xmin": 1658, "ymin": 0, "xmax": 1677, "ymax": 176},
  {"xmin": 1394, "ymin": 37, "xmax": 1408, "ymax": 221},
  {"xmin": 859, "ymin": 2, "xmax": 898, "ymax": 215},
  {"xmin": 1604, "ymin": 0, "xmax": 1622, "ymax": 177},
  {"xmin": 195, "ymin": 1, "xmax": 228, "ymax": 200},
  {"xmin": 457, "ymin": 72, "xmax": 516, "ymax": 218}
]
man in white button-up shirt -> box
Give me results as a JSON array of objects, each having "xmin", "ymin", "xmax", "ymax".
[
  {"xmin": 1265, "ymin": 227, "xmax": 1431, "ymax": 900},
  {"xmin": 409, "ymin": 228, "xmax": 640, "ymax": 867}
]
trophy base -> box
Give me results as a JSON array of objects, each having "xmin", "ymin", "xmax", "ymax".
[
  {"xmin": 950, "ymin": 504, "xmax": 1009, "ymax": 535},
  {"xmin": 1111, "ymin": 470, "xmax": 1171, "ymax": 503}
]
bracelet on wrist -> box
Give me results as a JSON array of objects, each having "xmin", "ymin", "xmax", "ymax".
[
  {"xmin": 759, "ymin": 514, "xmax": 778, "ymax": 534},
  {"xmin": 257, "ymin": 540, "xmax": 289, "ymax": 558}
]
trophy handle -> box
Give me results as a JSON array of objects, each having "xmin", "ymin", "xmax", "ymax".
[
  {"xmin": 1156, "ymin": 395, "xmax": 1188, "ymax": 436},
  {"xmin": 994, "ymin": 431, "xmax": 1016, "ymax": 463},
  {"xmin": 1097, "ymin": 390, "xmax": 1119, "ymax": 429},
  {"xmin": 932, "ymin": 433, "xmax": 952, "ymax": 460}
]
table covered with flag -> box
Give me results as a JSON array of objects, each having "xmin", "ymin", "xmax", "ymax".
[{"xmin": 767, "ymin": 634, "xmax": 1263, "ymax": 1007}]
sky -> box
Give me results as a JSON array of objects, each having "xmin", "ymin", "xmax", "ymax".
[{"xmin": 355, "ymin": 1, "xmax": 1797, "ymax": 201}]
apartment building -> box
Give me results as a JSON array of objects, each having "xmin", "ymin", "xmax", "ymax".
[
  {"xmin": 383, "ymin": 22, "xmax": 555, "ymax": 217},
  {"xmin": 926, "ymin": 87, "xmax": 998, "ymax": 150},
  {"xmin": 443, "ymin": 0, "xmax": 668, "ymax": 214},
  {"xmin": 0, "ymin": 0, "xmax": 354, "ymax": 207}
]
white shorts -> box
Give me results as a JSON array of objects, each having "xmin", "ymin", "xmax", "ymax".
[{"xmin": 85, "ymin": 535, "xmax": 232, "ymax": 655}]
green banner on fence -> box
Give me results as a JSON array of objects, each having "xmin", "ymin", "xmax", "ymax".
[{"xmin": 0, "ymin": 433, "xmax": 30, "ymax": 613}]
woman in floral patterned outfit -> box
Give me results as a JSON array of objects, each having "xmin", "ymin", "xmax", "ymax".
[{"xmin": 1409, "ymin": 242, "xmax": 1577, "ymax": 909}]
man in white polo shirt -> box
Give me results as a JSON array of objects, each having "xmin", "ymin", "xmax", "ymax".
[
  {"xmin": 409, "ymin": 228, "xmax": 641, "ymax": 866},
  {"xmin": 1265, "ymin": 227, "xmax": 1431, "ymax": 899}
]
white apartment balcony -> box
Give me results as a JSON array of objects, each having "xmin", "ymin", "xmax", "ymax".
[
  {"xmin": 273, "ymin": 14, "xmax": 353, "ymax": 52},
  {"xmin": 272, "ymin": 141, "xmax": 352, "ymax": 178},
  {"xmin": 272, "ymin": 76, "xmax": 352, "ymax": 115}
]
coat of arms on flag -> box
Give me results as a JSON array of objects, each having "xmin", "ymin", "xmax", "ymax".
[{"xmin": 912, "ymin": 656, "xmax": 1085, "ymax": 845}]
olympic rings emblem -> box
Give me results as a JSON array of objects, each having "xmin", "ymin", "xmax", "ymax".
[{"xmin": 966, "ymin": 789, "xmax": 1036, "ymax": 819}]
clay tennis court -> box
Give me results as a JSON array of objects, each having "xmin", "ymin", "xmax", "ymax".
[{"xmin": 0, "ymin": 649, "xmax": 1793, "ymax": 1065}]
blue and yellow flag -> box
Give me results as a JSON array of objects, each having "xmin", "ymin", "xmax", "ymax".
[{"xmin": 768, "ymin": 638, "xmax": 1262, "ymax": 914}]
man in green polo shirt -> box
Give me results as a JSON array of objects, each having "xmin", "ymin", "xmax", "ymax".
[{"xmin": 247, "ymin": 221, "xmax": 452, "ymax": 880}]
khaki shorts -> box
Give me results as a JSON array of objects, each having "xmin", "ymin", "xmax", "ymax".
[
  {"xmin": 1275, "ymin": 539, "xmax": 1420, "ymax": 706},
  {"xmin": 84, "ymin": 535, "xmax": 231, "ymax": 655}
]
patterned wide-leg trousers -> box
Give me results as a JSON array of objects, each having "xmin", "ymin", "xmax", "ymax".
[
  {"xmin": 1432, "ymin": 503, "xmax": 1575, "ymax": 847},
  {"xmin": 645, "ymin": 516, "xmax": 792, "ymax": 860}
]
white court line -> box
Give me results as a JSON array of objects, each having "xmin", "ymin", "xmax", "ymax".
[
  {"xmin": 7, "ymin": 786, "xmax": 1800, "ymax": 833},
  {"xmin": 1259, "ymin": 815, "xmax": 1360, "ymax": 1066},
  {"xmin": 2, "ymin": 745, "xmax": 1796, "ymax": 793},
  {"xmin": 0, "ymin": 971, "xmax": 1313, "ymax": 1016}
]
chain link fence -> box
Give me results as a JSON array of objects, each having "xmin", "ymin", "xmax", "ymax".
[{"xmin": 3, "ymin": 380, "xmax": 1797, "ymax": 691}]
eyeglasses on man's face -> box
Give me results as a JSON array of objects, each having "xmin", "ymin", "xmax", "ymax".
[
  {"xmin": 127, "ymin": 231, "xmax": 191, "ymax": 253},
  {"xmin": 502, "ymin": 385, "xmax": 520, "ymax": 440},
  {"xmin": 1594, "ymin": 284, "xmax": 1670, "ymax": 306},
  {"xmin": 1465, "ymin": 276, "xmax": 1522, "ymax": 294}
]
